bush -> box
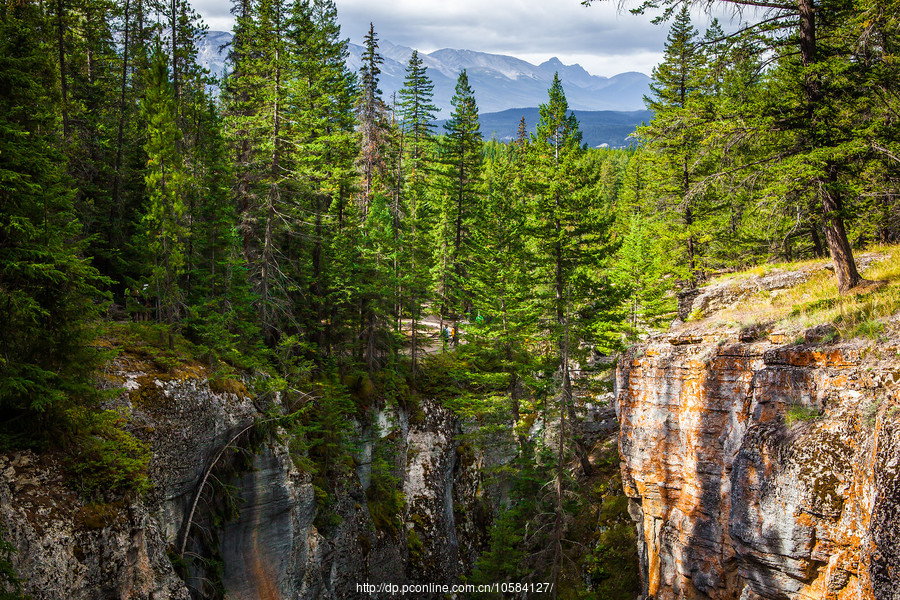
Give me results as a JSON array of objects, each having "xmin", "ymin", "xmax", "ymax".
[
  {"xmin": 66, "ymin": 408, "xmax": 151, "ymax": 497},
  {"xmin": 784, "ymin": 404, "xmax": 820, "ymax": 426},
  {"xmin": 0, "ymin": 526, "xmax": 29, "ymax": 600},
  {"xmin": 366, "ymin": 439, "xmax": 405, "ymax": 535}
]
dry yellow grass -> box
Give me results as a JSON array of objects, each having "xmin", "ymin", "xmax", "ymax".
[{"xmin": 704, "ymin": 245, "xmax": 900, "ymax": 340}]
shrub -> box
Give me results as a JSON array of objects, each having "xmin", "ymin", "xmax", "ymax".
[
  {"xmin": 66, "ymin": 408, "xmax": 151, "ymax": 497},
  {"xmin": 784, "ymin": 404, "xmax": 820, "ymax": 426}
]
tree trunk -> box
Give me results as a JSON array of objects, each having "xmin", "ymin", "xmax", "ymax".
[
  {"xmin": 555, "ymin": 222, "xmax": 593, "ymax": 477},
  {"xmin": 56, "ymin": 0, "xmax": 69, "ymax": 138},
  {"xmin": 798, "ymin": 0, "xmax": 861, "ymax": 293},
  {"xmin": 112, "ymin": 0, "xmax": 131, "ymax": 219},
  {"xmin": 822, "ymin": 181, "xmax": 861, "ymax": 293},
  {"xmin": 809, "ymin": 222, "xmax": 824, "ymax": 257}
]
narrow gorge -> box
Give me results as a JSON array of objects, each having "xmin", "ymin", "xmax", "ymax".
[
  {"xmin": 0, "ymin": 347, "xmax": 496, "ymax": 599},
  {"xmin": 617, "ymin": 264, "xmax": 900, "ymax": 600}
]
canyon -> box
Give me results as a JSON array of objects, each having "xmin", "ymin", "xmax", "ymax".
[
  {"xmin": 0, "ymin": 350, "xmax": 491, "ymax": 599},
  {"xmin": 617, "ymin": 319, "xmax": 900, "ymax": 599},
  {"xmin": 3, "ymin": 263, "xmax": 899, "ymax": 599}
]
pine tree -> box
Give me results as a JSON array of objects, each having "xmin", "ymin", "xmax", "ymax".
[
  {"xmin": 397, "ymin": 49, "xmax": 438, "ymax": 375},
  {"xmin": 465, "ymin": 143, "xmax": 537, "ymax": 443},
  {"xmin": 591, "ymin": 0, "xmax": 879, "ymax": 292},
  {"xmin": 0, "ymin": 1, "xmax": 104, "ymax": 442},
  {"xmin": 528, "ymin": 74, "xmax": 620, "ymax": 479},
  {"xmin": 434, "ymin": 69, "xmax": 483, "ymax": 341},
  {"xmin": 140, "ymin": 45, "xmax": 187, "ymax": 348},
  {"xmin": 640, "ymin": 6, "xmax": 710, "ymax": 286},
  {"xmin": 222, "ymin": 0, "xmax": 297, "ymax": 344},
  {"xmin": 287, "ymin": 0, "xmax": 359, "ymax": 364},
  {"xmin": 356, "ymin": 22, "xmax": 389, "ymax": 217},
  {"xmin": 613, "ymin": 213, "xmax": 674, "ymax": 337}
]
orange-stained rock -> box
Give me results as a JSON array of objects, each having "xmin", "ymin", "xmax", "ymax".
[{"xmin": 616, "ymin": 335, "xmax": 900, "ymax": 600}]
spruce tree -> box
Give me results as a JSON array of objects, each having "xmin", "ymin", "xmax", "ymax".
[
  {"xmin": 528, "ymin": 74, "xmax": 619, "ymax": 478},
  {"xmin": 222, "ymin": 0, "xmax": 296, "ymax": 344},
  {"xmin": 640, "ymin": 6, "xmax": 710, "ymax": 286},
  {"xmin": 397, "ymin": 49, "xmax": 438, "ymax": 375},
  {"xmin": 356, "ymin": 22, "xmax": 389, "ymax": 217},
  {"xmin": 140, "ymin": 45, "xmax": 187, "ymax": 348},
  {"xmin": 287, "ymin": 0, "xmax": 359, "ymax": 364},
  {"xmin": 466, "ymin": 143, "xmax": 537, "ymax": 442},
  {"xmin": 434, "ymin": 69, "xmax": 482, "ymax": 341},
  {"xmin": 613, "ymin": 212, "xmax": 673, "ymax": 337},
  {"xmin": 590, "ymin": 0, "xmax": 878, "ymax": 292},
  {"xmin": 0, "ymin": 1, "xmax": 104, "ymax": 442}
]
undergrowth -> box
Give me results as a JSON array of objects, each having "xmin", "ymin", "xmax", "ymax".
[
  {"xmin": 0, "ymin": 526, "xmax": 29, "ymax": 600},
  {"xmin": 708, "ymin": 244, "xmax": 900, "ymax": 339},
  {"xmin": 66, "ymin": 407, "xmax": 152, "ymax": 497},
  {"xmin": 784, "ymin": 404, "xmax": 821, "ymax": 426}
]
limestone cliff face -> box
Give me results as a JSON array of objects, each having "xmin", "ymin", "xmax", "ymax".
[
  {"xmin": 616, "ymin": 332, "xmax": 900, "ymax": 600},
  {"xmin": 0, "ymin": 353, "xmax": 488, "ymax": 600}
]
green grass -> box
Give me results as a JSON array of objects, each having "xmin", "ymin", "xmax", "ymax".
[
  {"xmin": 705, "ymin": 245, "xmax": 900, "ymax": 340},
  {"xmin": 784, "ymin": 404, "xmax": 821, "ymax": 426}
]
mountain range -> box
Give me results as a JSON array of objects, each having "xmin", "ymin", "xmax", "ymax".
[
  {"xmin": 195, "ymin": 31, "xmax": 651, "ymax": 147},
  {"xmin": 197, "ymin": 31, "xmax": 650, "ymax": 115},
  {"xmin": 344, "ymin": 39, "xmax": 650, "ymax": 115},
  {"xmin": 452, "ymin": 107, "xmax": 651, "ymax": 148}
]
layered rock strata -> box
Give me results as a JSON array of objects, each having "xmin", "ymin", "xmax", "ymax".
[{"xmin": 617, "ymin": 333, "xmax": 900, "ymax": 600}]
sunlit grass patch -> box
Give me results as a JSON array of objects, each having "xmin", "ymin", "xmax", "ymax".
[
  {"xmin": 708, "ymin": 257, "xmax": 830, "ymax": 286},
  {"xmin": 704, "ymin": 245, "xmax": 900, "ymax": 339}
]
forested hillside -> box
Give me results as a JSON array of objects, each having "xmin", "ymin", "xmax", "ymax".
[{"xmin": 1, "ymin": 0, "xmax": 900, "ymax": 597}]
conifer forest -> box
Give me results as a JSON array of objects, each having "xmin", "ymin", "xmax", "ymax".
[{"xmin": 2, "ymin": 0, "xmax": 900, "ymax": 598}]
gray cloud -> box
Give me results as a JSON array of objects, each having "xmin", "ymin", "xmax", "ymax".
[
  {"xmin": 191, "ymin": 0, "xmax": 735, "ymax": 76},
  {"xmin": 337, "ymin": 1, "xmax": 668, "ymax": 60}
]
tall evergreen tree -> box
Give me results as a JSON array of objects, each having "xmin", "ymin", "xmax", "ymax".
[
  {"xmin": 356, "ymin": 22, "xmax": 389, "ymax": 217},
  {"xmin": 397, "ymin": 49, "xmax": 438, "ymax": 375},
  {"xmin": 0, "ymin": 1, "xmax": 104, "ymax": 442},
  {"xmin": 140, "ymin": 46, "xmax": 187, "ymax": 347},
  {"xmin": 222, "ymin": 0, "xmax": 296, "ymax": 344},
  {"xmin": 640, "ymin": 6, "xmax": 711, "ymax": 285},
  {"xmin": 588, "ymin": 0, "xmax": 877, "ymax": 292},
  {"xmin": 466, "ymin": 142, "xmax": 537, "ymax": 442},
  {"xmin": 434, "ymin": 69, "xmax": 482, "ymax": 340},
  {"xmin": 528, "ymin": 74, "xmax": 619, "ymax": 479},
  {"xmin": 287, "ymin": 0, "xmax": 358, "ymax": 364}
]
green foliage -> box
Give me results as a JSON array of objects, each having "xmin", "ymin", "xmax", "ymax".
[
  {"xmin": 0, "ymin": 2, "xmax": 107, "ymax": 447},
  {"xmin": 66, "ymin": 408, "xmax": 151, "ymax": 497},
  {"xmin": 613, "ymin": 212, "xmax": 675, "ymax": 337},
  {"xmin": 366, "ymin": 437, "xmax": 405, "ymax": 535},
  {"xmin": 432, "ymin": 69, "xmax": 484, "ymax": 324},
  {"xmin": 101, "ymin": 322, "xmax": 203, "ymax": 370},
  {"xmin": 280, "ymin": 379, "xmax": 357, "ymax": 532},
  {"xmin": 0, "ymin": 526, "xmax": 29, "ymax": 600},
  {"xmin": 413, "ymin": 352, "xmax": 469, "ymax": 400},
  {"xmin": 784, "ymin": 404, "xmax": 821, "ymax": 426},
  {"xmin": 582, "ymin": 493, "xmax": 640, "ymax": 599},
  {"xmin": 140, "ymin": 45, "xmax": 187, "ymax": 339}
]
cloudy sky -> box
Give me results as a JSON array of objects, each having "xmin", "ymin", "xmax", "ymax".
[{"xmin": 194, "ymin": 0, "xmax": 733, "ymax": 77}]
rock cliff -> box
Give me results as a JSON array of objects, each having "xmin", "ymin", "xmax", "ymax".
[
  {"xmin": 617, "ymin": 330, "xmax": 900, "ymax": 600},
  {"xmin": 0, "ymin": 349, "xmax": 490, "ymax": 599}
]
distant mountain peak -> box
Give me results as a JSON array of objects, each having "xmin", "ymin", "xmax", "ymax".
[{"xmin": 196, "ymin": 31, "xmax": 650, "ymax": 114}]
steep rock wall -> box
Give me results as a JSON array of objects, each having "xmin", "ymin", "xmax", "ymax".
[
  {"xmin": 1, "ymin": 353, "xmax": 490, "ymax": 600},
  {"xmin": 616, "ymin": 333, "xmax": 900, "ymax": 600}
]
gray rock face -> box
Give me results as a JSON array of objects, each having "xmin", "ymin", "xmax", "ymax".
[
  {"xmin": 0, "ymin": 451, "xmax": 190, "ymax": 600},
  {"xmin": 617, "ymin": 333, "xmax": 900, "ymax": 600},
  {"xmin": 2, "ymin": 354, "xmax": 492, "ymax": 600}
]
